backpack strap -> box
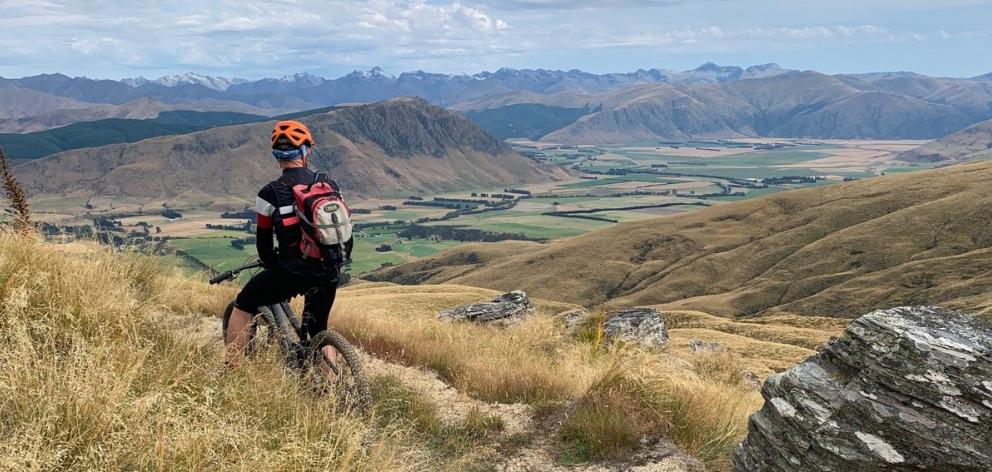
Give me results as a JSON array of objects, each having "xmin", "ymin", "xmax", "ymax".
[
  {"xmin": 305, "ymin": 171, "xmax": 323, "ymax": 193},
  {"xmin": 267, "ymin": 179, "xmax": 299, "ymax": 227}
]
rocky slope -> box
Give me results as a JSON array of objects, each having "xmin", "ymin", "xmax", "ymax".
[
  {"xmin": 369, "ymin": 160, "xmax": 992, "ymax": 318},
  {"xmin": 898, "ymin": 118, "xmax": 992, "ymax": 163},
  {"xmin": 733, "ymin": 306, "xmax": 992, "ymax": 471},
  {"xmin": 15, "ymin": 97, "xmax": 565, "ymax": 201}
]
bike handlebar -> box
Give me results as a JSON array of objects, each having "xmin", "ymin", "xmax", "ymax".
[{"xmin": 208, "ymin": 260, "xmax": 264, "ymax": 285}]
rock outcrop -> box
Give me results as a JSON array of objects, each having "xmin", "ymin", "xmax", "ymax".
[
  {"xmin": 438, "ymin": 290, "xmax": 534, "ymax": 324},
  {"xmin": 732, "ymin": 306, "xmax": 992, "ymax": 471},
  {"xmin": 601, "ymin": 308, "xmax": 669, "ymax": 349}
]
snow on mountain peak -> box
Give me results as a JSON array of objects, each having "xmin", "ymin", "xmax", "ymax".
[{"xmin": 122, "ymin": 72, "xmax": 247, "ymax": 91}]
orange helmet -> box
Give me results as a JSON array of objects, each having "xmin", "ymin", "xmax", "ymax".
[{"xmin": 270, "ymin": 120, "xmax": 314, "ymax": 149}]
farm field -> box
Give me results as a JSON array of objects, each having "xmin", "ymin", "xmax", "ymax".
[{"xmin": 30, "ymin": 138, "xmax": 937, "ymax": 278}]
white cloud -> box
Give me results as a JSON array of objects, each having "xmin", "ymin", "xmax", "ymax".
[{"xmin": 0, "ymin": 0, "xmax": 986, "ymax": 78}]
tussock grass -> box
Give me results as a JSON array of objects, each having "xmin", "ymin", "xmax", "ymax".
[
  {"xmin": 560, "ymin": 350, "xmax": 761, "ymax": 468},
  {"xmin": 1, "ymin": 232, "xmax": 776, "ymax": 469},
  {"xmin": 334, "ymin": 287, "xmax": 767, "ymax": 468},
  {"xmin": 333, "ymin": 293, "xmax": 597, "ymax": 404},
  {"xmin": 558, "ymin": 361, "xmax": 662, "ymax": 463},
  {"xmin": 0, "ymin": 232, "xmax": 412, "ymax": 471},
  {"xmin": 637, "ymin": 352, "xmax": 764, "ymax": 468}
]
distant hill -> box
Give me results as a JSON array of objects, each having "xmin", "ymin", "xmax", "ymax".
[
  {"xmin": 466, "ymin": 104, "xmax": 594, "ymax": 140},
  {"xmin": 0, "ymin": 110, "xmax": 267, "ymax": 159},
  {"xmin": 16, "ymin": 97, "xmax": 566, "ymax": 201},
  {"xmin": 0, "ymin": 97, "xmax": 279, "ymax": 133},
  {"xmin": 541, "ymin": 71, "xmax": 980, "ymax": 144},
  {"xmin": 368, "ymin": 160, "xmax": 992, "ymax": 318},
  {"xmin": 897, "ymin": 118, "xmax": 992, "ymax": 163},
  {"xmin": 0, "ymin": 84, "xmax": 94, "ymax": 120}
]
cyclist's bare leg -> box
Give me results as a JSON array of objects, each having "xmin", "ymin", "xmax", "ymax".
[
  {"xmin": 304, "ymin": 286, "xmax": 339, "ymax": 381},
  {"xmin": 225, "ymin": 306, "xmax": 253, "ymax": 368}
]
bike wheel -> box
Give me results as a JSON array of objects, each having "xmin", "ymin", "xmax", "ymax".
[
  {"xmin": 308, "ymin": 330, "xmax": 372, "ymax": 413},
  {"xmin": 221, "ymin": 301, "xmax": 270, "ymax": 355}
]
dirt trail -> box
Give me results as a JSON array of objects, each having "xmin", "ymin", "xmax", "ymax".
[
  {"xmin": 361, "ymin": 354, "xmax": 703, "ymax": 472},
  {"xmin": 187, "ymin": 314, "xmax": 702, "ymax": 471}
]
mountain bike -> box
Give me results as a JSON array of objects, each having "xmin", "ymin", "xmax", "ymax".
[{"xmin": 210, "ymin": 260, "xmax": 371, "ymax": 412}]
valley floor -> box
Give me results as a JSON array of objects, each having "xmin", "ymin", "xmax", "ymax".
[{"xmin": 26, "ymin": 138, "xmax": 934, "ymax": 284}]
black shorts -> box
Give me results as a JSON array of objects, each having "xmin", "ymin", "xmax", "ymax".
[{"xmin": 234, "ymin": 266, "xmax": 338, "ymax": 338}]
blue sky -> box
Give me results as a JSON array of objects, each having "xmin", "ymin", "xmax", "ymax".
[{"xmin": 0, "ymin": 0, "xmax": 989, "ymax": 79}]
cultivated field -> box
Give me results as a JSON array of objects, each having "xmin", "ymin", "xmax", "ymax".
[{"xmin": 28, "ymin": 138, "xmax": 934, "ymax": 278}]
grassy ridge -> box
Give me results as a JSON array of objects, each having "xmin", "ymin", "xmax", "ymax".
[
  {"xmin": 332, "ymin": 283, "xmax": 768, "ymax": 468},
  {"xmin": 1, "ymin": 233, "xmax": 818, "ymax": 469},
  {"xmin": 369, "ymin": 160, "xmax": 992, "ymax": 318}
]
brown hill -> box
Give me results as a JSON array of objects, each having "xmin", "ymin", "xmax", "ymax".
[
  {"xmin": 15, "ymin": 97, "xmax": 565, "ymax": 201},
  {"xmin": 897, "ymin": 118, "xmax": 992, "ymax": 163},
  {"xmin": 540, "ymin": 72, "xmax": 981, "ymax": 144},
  {"xmin": 0, "ymin": 84, "xmax": 94, "ymax": 120},
  {"xmin": 368, "ymin": 160, "xmax": 992, "ymax": 318}
]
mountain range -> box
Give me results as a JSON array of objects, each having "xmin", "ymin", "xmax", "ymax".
[
  {"xmin": 1, "ymin": 63, "xmax": 793, "ymax": 110},
  {"xmin": 15, "ymin": 98, "xmax": 565, "ymax": 202},
  {"xmin": 5, "ymin": 63, "xmax": 992, "ymax": 145},
  {"xmin": 538, "ymin": 71, "xmax": 992, "ymax": 143}
]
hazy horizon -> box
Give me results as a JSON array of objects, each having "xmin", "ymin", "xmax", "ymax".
[
  {"xmin": 1, "ymin": 1, "xmax": 990, "ymax": 80},
  {"xmin": 1, "ymin": 60, "xmax": 986, "ymax": 83}
]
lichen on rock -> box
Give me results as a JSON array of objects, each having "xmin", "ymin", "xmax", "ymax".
[
  {"xmin": 601, "ymin": 307, "xmax": 669, "ymax": 349},
  {"xmin": 732, "ymin": 306, "xmax": 992, "ymax": 471},
  {"xmin": 437, "ymin": 290, "xmax": 534, "ymax": 324}
]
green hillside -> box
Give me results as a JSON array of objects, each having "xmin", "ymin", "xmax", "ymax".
[
  {"xmin": 0, "ymin": 110, "xmax": 266, "ymax": 160},
  {"xmin": 467, "ymin": 104, "xmax": 592, "ymax": 140}
]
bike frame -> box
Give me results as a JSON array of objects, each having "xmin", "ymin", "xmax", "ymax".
[
  {"xmin": 211, "ymin": 260, "xmax": 365, "ymax": 406},
  {"xmin": 261, "ymin": 301, "xmax": 306, "ymax": 357},
  {"xmin": 211, "ymin": 261, "xmax": 320, "ymax": 366}
]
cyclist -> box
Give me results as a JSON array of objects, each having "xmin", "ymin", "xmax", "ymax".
[{"xmin": 225, "ymin": 120, "xmax": 353, "ymax": 368}]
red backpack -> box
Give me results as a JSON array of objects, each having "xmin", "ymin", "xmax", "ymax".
[{"xmin": 277, "ymin": 172, "xmax": 353, "ymax": 263}]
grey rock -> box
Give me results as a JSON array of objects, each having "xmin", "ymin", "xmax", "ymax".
[
  {"xmin": 438, "ymin": 290, "xmax": 534, "ymax": 324},
  {"xmin": 602, "ymin": 307, "xmax": 669, "ymax": 349},
  {"xmin": 732, "ymin": 306, "xmax": 992, "ymax": 472}
]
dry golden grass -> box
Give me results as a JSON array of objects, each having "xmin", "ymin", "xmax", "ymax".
[
  {"xmin": 660, "ymin": 310, "xmax": 842, "ymax": 377},
  {"xmin": 333, "ymin": 284, "xmax": 767, "ymax": 469},
  {"xmin": 334, "ymin": 284, "xmax": 595, "ymax": 404},
  {"xmin": 1, "ymin": 232, "xmax": 814, "ymax": 470},
  {"xmin": 0, "ymin": 232, "xmax": 418, "ymax": 471}
]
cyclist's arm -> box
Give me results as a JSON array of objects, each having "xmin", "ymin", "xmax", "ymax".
[{"xmin": 254, "ymin": 190, "xmax": 278, "ymax": 268}]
